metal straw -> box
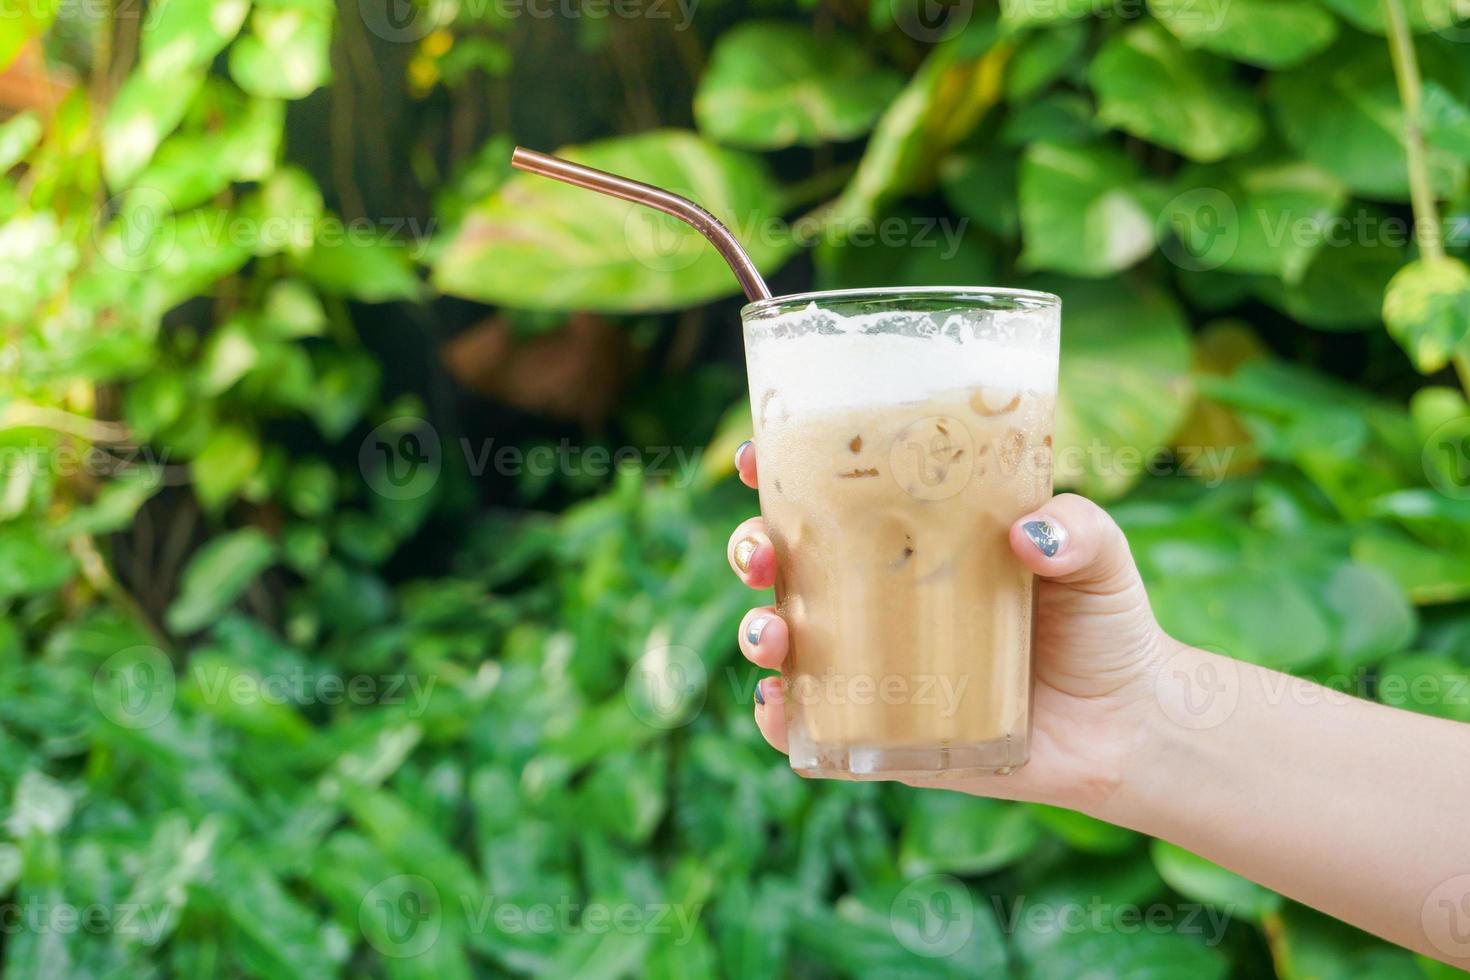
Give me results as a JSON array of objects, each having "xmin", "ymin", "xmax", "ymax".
[{"xmin": 510, "ymin": 146, "xmax": 772, "ymax": 303}]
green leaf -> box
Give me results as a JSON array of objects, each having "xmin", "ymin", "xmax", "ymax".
[
  {"xmin": 900, "ymin": 794, "xmax": 1038, "ymax": 876},
  {"xmin": 0, "ymin": 522, "xmax": 76, "ymax": 600},
  {"xmin": 826, "ymin": 17, "xmax": 1005, "ymax": 227},
  {"xmin": 1090, "ymin": 23, "xmax": 1263, "ymax": 162},
  {"xmin": 433, "ymin": 130, "xmax": 789, "ymax": 312},
  {"xmin": 1317, "ymin": 563, "xmax": 1417, "ymax": 668},
  {"xmin": 1000, "ymin": 0, "xmax": 1109, "ymax": 26},
  {"xmin": 1354, "ymin": 525, "xmax": 1470, "ymax": 604},
  {"xmin": 0, "ymin": 112, "xmax": 42, "ymax": 172},
  {"xmin": 1253, "ymin": 212, "xmax": 1405, "ymax": 330},
  {"xmin": 694, "ymin": 22, "xmax": 903, "ymax": 149},
  {"xmin": 1378, "ymin": 652, "xmax": 1470, "ymax": 722},
  {"xmin": 1018, "ymin": 141, "xmax": 1155, "ymax": 276},
  {"xmin": 1029, "ymin": 804, "xmax": 1137, "ymax": 853},
  {"xmin": 1266, "ymin": 902, "xmax": 1425, "ymax": 979},
  {"xmin": 1025, "ymin": 927, "xmax": 1229, "ymax": 980},
  {"xmin": 165, "ymin": 527, "xmax": 277, "ymax": 633},
  {"xmin": 941, "ymin": 149, "xmax": 1018, "ymax": 239},
  {"xmin": 1148, "ymin": 0, "xmax": 1337, "ymax": 68},
  {"xmin": 1423, "ymin": 82, "xmax": 1470, "ymax": 162},
  {"xmin": 299, "ymin": 234, "xmax": 423, "ymax": 303},
  {"xmin": 1272, "ymin": 35, "xmax": 1466, "ymax": 201},
  {"xmin": 191, "ymin": 423, "xmax": 261, "ymax": 511},
  {"xmin": 1041, "ymin": 276, "xmax": 1195, "ymax": 498},
  {"xmin": 229, "ymin": 2, "xmax": 332, "ymax": 100},
  {"xmin": 1383, "ymin": 256, "xmax": 1470, "ymax": 373},
  {"xmin": 1151, "ymin": 566, "xmax": 1333, "ymax": 669},
  {"xmin": 1317, "ymin": 0, "xmax": 1468, "ymax": 35},
  {"xmin": 1150, "ymin": 840, "xmax": 1282, "ymax": 921},
  {"xmin": 141, "ymin": 0, "xmax": 250, "ymax": 77},
  {"xmin": 1161, "ymin": 159, "xmax": 1347, "ymax": 282},
  {"xmin": 0, "ymin": 0, "xmax": 56, "ymax": 73},
  {"xmin": 1005, "ymin": 22, "xmax": 1088, "ymax": 102},
  {"xmin": 102, "ymin": 68, "xmax": 206, "ymax": 188}
]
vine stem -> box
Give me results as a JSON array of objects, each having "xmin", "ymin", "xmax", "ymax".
[{"xmin": 1382, "ymin": 0, "xmax": 1444, "ymax": 262}]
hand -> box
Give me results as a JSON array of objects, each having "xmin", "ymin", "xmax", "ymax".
[{"xmin": 727, "ymin": 439, "xmax": 1169, "ymax": 812}]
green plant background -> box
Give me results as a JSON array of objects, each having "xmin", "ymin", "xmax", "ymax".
[{"xmin": 3, "ymin": 0, "xmax": 1470, "ymax": 975}]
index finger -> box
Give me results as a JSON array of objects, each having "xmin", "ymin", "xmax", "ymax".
[{"xmin": 734, "ymin": 439, "xmax": 758, "ymax": 489}]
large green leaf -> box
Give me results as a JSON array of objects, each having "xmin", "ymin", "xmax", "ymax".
[
  {"xmin": 1161, "ymin": 159, "xmax": 1347, "ymax": 282},
  {"xmin": 825, "ymin": 17, "xmax": 1005, "ymax": 227},
  {"xmin": 1271, "ymin": 35, "xmax": 1466, "ymax": 201},
  {"xmin": 693, "ymin": 22, "xmax": 903, "ymax": 150},
  {"xmin": 1148, "ymin": 0, "xmax": 1337, "ymax": 68},
  {"xmin": 1018, "ymin": 141, "xmax": 1156, "ymax": 277},
  {"xmin": 432, "ymin": 130, "xmax": 790, "ymax": 312},
  {"xmin": 165, "ymin": 528, "xmax": 278, "ymax": 634},
  {"xmin": 1089, "ymin": 22, "xmax": 1263, "ymax": 162},
  {"xmin": 1252, "ymin": 211, "xmax": 1406, "ymax": 330},
  {"xmin": 1317, "ymin": 0, "xmax": 1470, "ymax": 35},
  {"xmin": 1266, "ymin": 903, "xmax": 1426, "ymax": 979},
  {"xmin": 1150, "ymin": 840, "xmax": 1282, "ymax": 921},
  {"xmin": 141, "ymin": 0, "xmax": 250, "ymax": 77},
  {"xmin": 101, "ymin": 69, "xmax": 206, "ymax": 188},
  {"xmin": 1040, "ymin": 276, "xmax": 1195, "ymax": 498},
  {"xmin": 899, "ymin": 794, "xmax": 1038, "ymax": 876},
  {"xmin": 1382, "ymin": 256, "xmax": 1470, "ymax": 373},
  {"xmin": 229, "ymin": 1, "xmax": 332, "ymax": 100}
]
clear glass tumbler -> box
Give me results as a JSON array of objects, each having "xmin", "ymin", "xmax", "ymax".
[{"xmin": 740, "ymin": 287, "xmax": 1061, "ymax": 778}]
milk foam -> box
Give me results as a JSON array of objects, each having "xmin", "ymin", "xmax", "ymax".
[{"xmin": 745, "ymin": 303, "xmax": 1058, "ymax": 416}]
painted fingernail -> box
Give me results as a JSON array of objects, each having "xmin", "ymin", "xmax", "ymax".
[
  {"xmin": 753, "ymin": 678, "xmax": 766, "ymax": 705},
  {"xmin": 746, "ymin": 615, "xmax": 771, "ymax": 646},
  {"xmin": 1023, "ymin": 519, "xmax": 1065, "ymax": 558},
  {"xmin": 734, "ymin": 440, "xmax": 752, "ymax": 468},
  {"xmin": 733, "ymin": 537, "xmax": 759, "ymax": 573}
]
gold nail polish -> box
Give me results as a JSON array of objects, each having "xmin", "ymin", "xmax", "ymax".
[{"xmin": 733, "ymin": 537, "xmax": 758, "ymax": 573}]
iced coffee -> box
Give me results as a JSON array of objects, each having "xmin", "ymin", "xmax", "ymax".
[{"xmin": 741, "ymin": 288, "xmax": 1060, "ymax": 778}]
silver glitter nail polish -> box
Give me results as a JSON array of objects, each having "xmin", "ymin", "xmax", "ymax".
[
  {"xmin": 746, "ymin": 615, "xmax": 770, "ymax": 646},
  {"xmin": 1023, "ymin": 519, "xmax": 1065, "ymax": 558}
]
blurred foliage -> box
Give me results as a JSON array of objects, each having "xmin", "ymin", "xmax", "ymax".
[{"xmin": 2, "ymin": 0, "xmax": 1470, "ymax": 976}]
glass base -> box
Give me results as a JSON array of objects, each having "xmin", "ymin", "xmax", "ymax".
[{"xmin": 788, "ymin": 734, "xmax": 1028, "ymax": 780}]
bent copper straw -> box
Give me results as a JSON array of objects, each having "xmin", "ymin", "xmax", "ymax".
[{"xmin": 510, "ymin": 146, "xmax": 772, "ymax": 302}]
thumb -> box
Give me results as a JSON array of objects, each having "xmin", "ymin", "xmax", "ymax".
[{"xmin": 1008, "ymin": 493, "xmax": 1145, "ymax": 598}]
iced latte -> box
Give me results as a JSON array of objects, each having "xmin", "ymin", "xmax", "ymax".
[{"xmin": 741, "ymin": 288, "xmax": 1060, "ymax": 778}]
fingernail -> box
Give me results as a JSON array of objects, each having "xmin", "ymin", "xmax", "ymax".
[
  {"xmin": 734, "ymin": 440, "xmax": 752, "ymax": 468},
  {"xmin": 753, "ymin": 678, "xmax": 766, "ymax": 706},
  {"xmin": 746, "ymin": 615, "xmax": 771, "ymax": 646},
  {"xmin": 1023, "ymin": 519, "xmax": 1065, "ymax": 558},
  {"xmin": 733, "ymin": 537, "xmax": 759, "ymax": 573}
]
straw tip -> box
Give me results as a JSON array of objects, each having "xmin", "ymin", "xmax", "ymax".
[{"xmin": 509, "ymin": 146, "xmax": 537, "ymax": 171}]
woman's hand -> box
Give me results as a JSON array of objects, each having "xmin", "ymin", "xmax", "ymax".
[{"xmin": 727, "ymin": 439, "xmax": 1168, "ymax": 812}]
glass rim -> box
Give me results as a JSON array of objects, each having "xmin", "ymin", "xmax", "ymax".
[{"xmin": 740, "ymin": 285, "xmax": 1062, "ymax": 320}]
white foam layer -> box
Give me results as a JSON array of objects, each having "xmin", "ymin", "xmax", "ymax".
[{"xmin": 745, "ymin": 304, "xmax": 1058, "ymax": 416}]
